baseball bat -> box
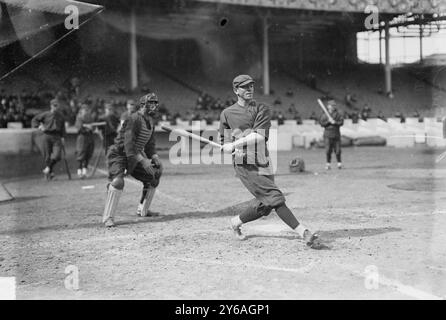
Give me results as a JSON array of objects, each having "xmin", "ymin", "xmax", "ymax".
[
  {"xmin": 61, "ymin": 144, "xmax": 72, "ymax": 180},
  {"xmin": 83, "ymin": 122, "xmax": 106, "ymax": 127},
  {"xmin": 161, "ymin": 125, "xmax": 221, "ymax": 149},
  {"xmin": 88, "ymin": 131, "xmax": 104, "ymax": 178},
  {"xmin": 317, "ymin": 99, "xmax": 335, "ymax": 123}
]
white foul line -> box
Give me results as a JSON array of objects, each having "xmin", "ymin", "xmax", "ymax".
[{"xmin": 176, "ymin": 257, "xmax": 316, "ymax": 274}]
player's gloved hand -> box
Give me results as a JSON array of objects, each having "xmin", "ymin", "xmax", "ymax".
[
  {"xmin": 221, "ymin": 142, "xmax": 235, "ymax": 153},
  {"xmin": 329, "ymin": 119, "xmax": 336, "ymax": 124},
  {"xmin": 141, "ymin": 158, "xmax": 156, "ymax": 176},
  {"xmin": 38, "ymin": 123, "xmax": 46, "ymax": 131},
  {"xmin": 151, "ymin": 155, "xmax": 163, "ymax": 175},
  {"xmin": 232, "ymin": 148, "xmax": 244, "ymax": 157}
]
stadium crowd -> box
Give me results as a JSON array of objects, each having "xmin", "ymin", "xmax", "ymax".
[{"xmin": 0, "ymin": 79, "xmax": 426, "ymax": 130}]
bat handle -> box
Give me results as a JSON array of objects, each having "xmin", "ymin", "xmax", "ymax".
[{"xmin": 161, "ymin": 125, "xmax": 172, "ymax": 133}]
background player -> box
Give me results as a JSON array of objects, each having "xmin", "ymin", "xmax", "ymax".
[
  {"xmin": 102, "ymin": 93, "xmax": 163, "ymax": 227},
  {"xmin": 119, "ymin": 99, "xmax": 137, "ymax": 130},
  {"xmin": 219, "ymin": 74, "xmax": 321, "ymax": 249},
  {"xmin": 99, "ymin": 102, "xmax": 120, "ymax": 155},
  {"xmin": 75, "ymin": 104, "xmax": 95, "ymax": 179},
  {"xmin": 31, "ymin": 99, "xmax": 66, "ymax": 180},
  {"xmin": 319, "ymin": 99, "xmax": 344, "ymax": 170}
]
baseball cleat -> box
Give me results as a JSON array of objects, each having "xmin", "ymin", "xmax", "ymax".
[
  {"xmin": 337, "ymin": 163, "xmax": 343, "ymax": 169},
  {"xmin": 230, "ymin": 219, "xmax": 247, "ymax": 241},
  {"xmin": 43, "ymin": 167, "xmax": 51, "ymax": 180},
  {"xmin": 325, "ymin": 163, "xmax": 331, "ymax": 170},
  {"xmin": 136, "ymin": 204, "xmax": 160, "ymax": 217},
  {"xmin": 303, "ymin": 230, "xmax": 320, "ymax": 249},
  {"xmin": 104, "ymin": 218, "xmax": 115, "ymax": 228}
]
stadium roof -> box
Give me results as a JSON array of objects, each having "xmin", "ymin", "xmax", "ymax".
[{"xmin": 195, "ymin": 0, "xmax": 446, "ymax": 15}]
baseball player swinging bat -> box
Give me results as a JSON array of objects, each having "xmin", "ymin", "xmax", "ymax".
[
  {"xmin": 317, "ymin": 99, "xmax": 335, "ymax": 123},
  {"xmin": 161, "ymin": 125, "xmax": 221, "ymax": 149}
]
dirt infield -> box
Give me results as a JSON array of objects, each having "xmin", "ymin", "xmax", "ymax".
[{"xmin": 1, "ymin": 146, "xmax": 445, "ymax": 299}]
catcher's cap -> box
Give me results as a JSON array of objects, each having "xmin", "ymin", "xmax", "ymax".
[
  {"xmin": 233, "ymin": 74, "xmax": 254, "ymax": 88},
  {"xmin": 50, "ymin": 99, "xmax": 59, "ymax": 106}
]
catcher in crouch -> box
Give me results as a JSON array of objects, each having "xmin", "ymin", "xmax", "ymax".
[{"xmin": 102, "ymin": 93, "xmax": 163, "ymax": 227}]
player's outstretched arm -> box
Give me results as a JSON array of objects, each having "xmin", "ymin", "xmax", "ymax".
[{"xmin": 221, "ymin": 132, "xmax": 265, "ymax": 153}]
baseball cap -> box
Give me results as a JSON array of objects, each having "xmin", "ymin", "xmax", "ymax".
[{"xmin": 233, "ymin": 75, "xmax": 255, "ymax": 88}]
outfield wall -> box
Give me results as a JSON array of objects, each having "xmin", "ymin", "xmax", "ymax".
[{"xmin": 1, "ymin": 118, "xmax": 444, "ymax": 154}]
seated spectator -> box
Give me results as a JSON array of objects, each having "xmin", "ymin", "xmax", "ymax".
[
  {"xmin": 0, "ymin": 113, "xmax": 7, "ymax": 128},
  {"xmin": 343, "ymin": 111, "xmax": 350, "ymax": 120},
  {"xmin": 377, "ymin": 110, "xmax": 387, "ymax": 122},
  {"xmin": 204, "ymin": 112, "xmax": 214, "ymax": 125},
  {"xmin": 288, "ymin": 103, "xmax": 297, "ymax": 114},
  {"xmin": 294, "ymin": 111, "xmax": 303, "ymax": 125},
  {"xmin": 271, "ymin": 110, "xmax": 278, "ymax": 121},
  {"xmin": 344, "ymin": 93, "xmax": 357, "ymax": 109},
  {"xmin": 361, "ymin": 106, "xmax": 369, "ymax": 121},
  {"xmin": 309, "ymin": 111, "xmax": 318, "ymax": 121},
  {"xmin": 277, "ymin": 112, "xmax": 286, "ymax": 125},
  {"xmin": 351, "ymin": 111, "xmax": 359, "ymax": 124},
  {"xmin": 273, "ymin": 96, "xmax": 282, "ymax": 106},
  {"xmin": 307, "ymin": 72, "xmax": 317, "ymax": 89},
  {"xmin": 285, "ymin": 88, "xmax": 294, "ymax": 97},
  {"xmin": 395, "ymin": 111, "xmax": 406, "ymax": 123}
]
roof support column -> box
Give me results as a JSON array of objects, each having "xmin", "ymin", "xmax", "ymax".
[
  {"xmin": 130, "ymin": 6, "xmax": 138, "ymax": 91},
  {"xmin": 262, "ymin": 13, "xmax": 270, "ymax": 95}
]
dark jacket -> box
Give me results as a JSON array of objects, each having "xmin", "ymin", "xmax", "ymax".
[
  {"xmin": 31, "ymin": 110, "xmax": 66, "ymax": 137},
  {"xmin": 319, "ymin": 110, "xmax": 344, "ymax": 139}
]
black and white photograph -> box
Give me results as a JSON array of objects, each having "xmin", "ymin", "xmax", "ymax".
[{"xmin": 1, "ymin": 0, "xmax": 446, "ymax": 305}]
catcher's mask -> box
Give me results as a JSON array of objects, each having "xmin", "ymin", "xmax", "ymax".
[
  {"xmin": 289, "ymin": 157, "xmax": 305, "ymax": 173},
  {"xmin": 139, "ymin": 93, "xmax": 159, "ymax": 115}
]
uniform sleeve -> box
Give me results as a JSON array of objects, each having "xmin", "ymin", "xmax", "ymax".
[
  {"xmin": 219, "ymin": 111, "xmax": 232, "ymax": 144},
  {"xmin": 31, "ymin": 112, "xmax": 44, "ymax": 128},
  {"xmin": 75, "ymin": 114, "xmax": 83, "ymax": 132},
  {"xmin": 319, "ymin": 114, "xmax": 330, "ymax": 127},
  {"xmin": 123, "ymin": 115, "xmax": 140, "ymax": 158},
  {"xmin": 252, "ymin": 104, "xmax": 271, "ymax": 140},
  {"xmin": 335, "ymin": 112, "xmax": 344, "ymax": 126}
]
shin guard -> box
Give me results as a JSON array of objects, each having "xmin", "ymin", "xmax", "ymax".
[
  {"xmin": 102, "ymin": 185, "xmax": 122, "ymax": 224},
  {"xmin": 139, "ymin": 186, "xmax": 156, "ymax": 217}
]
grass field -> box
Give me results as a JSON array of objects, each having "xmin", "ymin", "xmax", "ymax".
[{"xmin": 1, "ymin": 144, "xmax": 446, "ymax": 299}]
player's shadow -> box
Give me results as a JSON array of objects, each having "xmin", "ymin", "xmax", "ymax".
[
  {"xmin": 0, "ymin": 195, "xmax": 47, "ymax": 206},
  {"xmin": 244, "ymin": 234, "xmax": 332, "ymax": 250},
  {"xmin": 317, "ymin": 226, "xmax": 401, "ymax": 242}
]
